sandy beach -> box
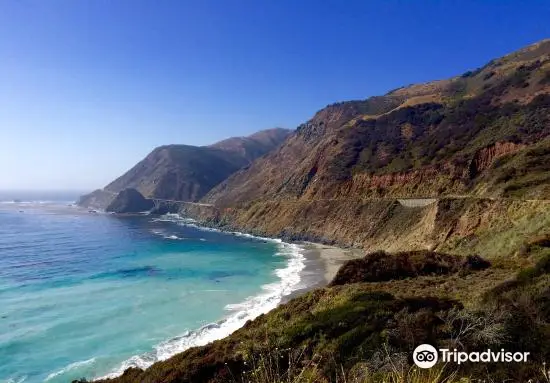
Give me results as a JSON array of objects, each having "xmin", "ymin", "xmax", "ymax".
[
  {"xmin": 283, "ymin": 241, "xmax": 364, "ymax": 302},
  {"xmin": 302, "ymin": 242, "xmax": 364, "ymax": 282}
]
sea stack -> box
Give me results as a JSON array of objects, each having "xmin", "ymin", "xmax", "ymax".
[{"xmin": 105, "ymin": 188, "xmax": 154, "ymax": 213}]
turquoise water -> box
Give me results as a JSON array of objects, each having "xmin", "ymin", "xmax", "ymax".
[{"xmin": 0, "ymin": 194, "xmax": 305, "ymax": 383}]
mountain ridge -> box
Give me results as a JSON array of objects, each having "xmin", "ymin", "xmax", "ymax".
[{"xmin": 77, "ymin": 128, "xmax": 291, "ymax": 208}]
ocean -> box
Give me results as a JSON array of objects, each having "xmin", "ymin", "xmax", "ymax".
[{"xmin": 0, "ymin": 192, "xmax": 306, "ymax": 383}]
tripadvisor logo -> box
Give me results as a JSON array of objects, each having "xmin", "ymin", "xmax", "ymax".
[
  {"xmin": 413, "ymin": 344, "xmax": 438, "ymax": 368},
  {"xmin": 413, "ymin": 344, "xmax": 530, "ymax": 369}
]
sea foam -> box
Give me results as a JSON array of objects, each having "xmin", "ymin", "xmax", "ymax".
[
  {"xmin": 4, "ymin": 377, "xmax": 27, "ymax": 383},
  {"xmin": 45, "ymin": 358, "xmax": 96, "ymax": 381},
  {"xmin": 99, "ymin": 216, "xmax": 305, "ymax": 379},
  {"xmin": 150, "ymin": 229, "xmax": 185, "ymax": 240}
]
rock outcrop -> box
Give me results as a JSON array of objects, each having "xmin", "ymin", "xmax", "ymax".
[
  {"xmin": 468, "ymin": 141, "xmax": 526, "ymax": 178},
  {"xmin": 77, "ymin": 189, "xmax": 116, "ymax": 210},
  {"xmin": 105, "ymin": 188, "xmax": 154, "ymax": 213}
]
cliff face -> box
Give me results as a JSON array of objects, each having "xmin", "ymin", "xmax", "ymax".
[
  {"xmin": 180, "ymin": 197, "xmax": 550, "ymax": 258},
  {"xmin": 77, "ymin": 189, "xmax": 115, "ymax": 210},
  {"xmin": 105, "ymin": 188, "xmax": 154, "ymax": 213},
  {"xmin": 469, "ymin": 141, "xmax": 525, "ymax": 176},
  {"xmin": 78, "ymin": 128, "xmax": 291, "ymax": 209},
  {"xmin": 204, "ymin": 40, "xmax": 550, "ymax": 207}
]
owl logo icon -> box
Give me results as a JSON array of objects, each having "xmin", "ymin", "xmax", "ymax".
[{"xmin": 413, "ymin": 344, "xmax": 438, "ymax": 368}]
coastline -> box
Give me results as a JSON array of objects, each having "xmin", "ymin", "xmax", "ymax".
[
  {"xmin": 146, "ymin": 214, "xmax": 365, "ymax": 307},
  {"xmin": 283, "ymin": 242, "xmax": 364, "ymax": 302},
  {"xmin": 302, "ymin": 242, "xmax": 364, "ymax": 283},
  {"xmin": 94, "ymin": 217, "xmax": 324, "ymax": 380},
  {"xmin": 172, "ymin": 215, "xmax": 364, "ymax": 302},
  {"xmin": 77, "ymin": 212, "xmax": 363, "ymax": 381},
  {"xmin": 97, "ymin": 226, "xmax": 363, "ymax": 380}
]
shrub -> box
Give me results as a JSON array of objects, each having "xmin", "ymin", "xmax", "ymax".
[{"xmin": 330, "ymin": 250, "xmax": 490, "ymax": 286}]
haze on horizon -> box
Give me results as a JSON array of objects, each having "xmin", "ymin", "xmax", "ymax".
[{"xmin": 1, "ymin": 0, "xmax": 549, "ymax": 191}]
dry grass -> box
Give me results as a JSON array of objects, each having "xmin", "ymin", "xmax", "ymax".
[{"xmin": 233, "ymin": 347, "xmax": 462, "ymax": 383}]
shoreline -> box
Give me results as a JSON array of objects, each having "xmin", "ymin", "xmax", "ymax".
[
  {"xmin": 302, "ymin": 242, "xmax": 364, "ymax": 283},
  {"xmin": 96, "ymin": 218, "xmax": 345, "ymax": 380},
  {"xmin": 139, "ymin": 212, "xmax": 365, "ymax": 306},
  {"xmin": 96, "ymin": 231, "xmax": 363, "ymax": 380},
  {"xmin": 283, "ymin": 242, "xmax": 364, "ymax": 302},
  {"xmin": 22, "ymin": 207, "xmax": 361, "ymax": 381}
]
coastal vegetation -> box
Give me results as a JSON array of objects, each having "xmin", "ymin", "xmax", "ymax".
[{"xmin": 329, "ymin": 250, "xmax": 490, "ymax": 286}]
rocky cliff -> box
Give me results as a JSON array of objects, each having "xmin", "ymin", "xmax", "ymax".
[
  {"xmin": 184, "ymin": 41, "xmax": 550, "ymax": 250},
  {"xmin": 105, "ymin": 188, "xmax": 154, "ymax": 213},
  {"xmin": 77, "ymin": 189, "xmax": 116, "ymax": 210}
]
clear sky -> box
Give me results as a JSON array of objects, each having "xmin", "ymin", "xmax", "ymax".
[{"xmin": 0, "ymin": 0, "xmax": 549, "ymax": 191}]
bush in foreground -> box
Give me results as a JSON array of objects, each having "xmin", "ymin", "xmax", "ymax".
[{"xmin": 329, "ymin": 250, "xmax": 490, "ymax": 286}]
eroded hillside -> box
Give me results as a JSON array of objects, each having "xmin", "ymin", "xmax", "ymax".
[{"xmin": 205, "ymin": 40, "xmax": 550, "ymax": 206}]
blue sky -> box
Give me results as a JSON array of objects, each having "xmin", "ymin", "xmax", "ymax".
[{"xmin": 0, "ymin": 0, "xmax": 549, "ymax": 191}]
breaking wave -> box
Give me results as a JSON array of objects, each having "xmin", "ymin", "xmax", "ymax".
[
  {"xmin": 100, "ymin": 216, "xmax": 305, "ymax": 379},
  {"xmin": 45, "ymin": 358, "xmax": 96, "ymax": 381},
  {"xmin": 150, "ymin": 229, "xmax": 185, "ymax": 240}
]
